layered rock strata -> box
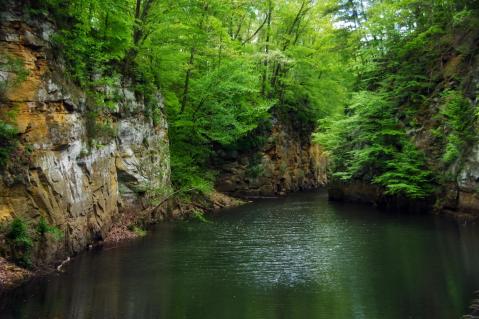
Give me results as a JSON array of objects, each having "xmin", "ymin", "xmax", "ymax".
[{"xmin": 0, "ymin": 9, "xmax": 170, "ymax": 262}]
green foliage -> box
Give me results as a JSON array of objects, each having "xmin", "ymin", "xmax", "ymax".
[
  {"xmin": 35, "ymin": 217, "xmax": 63, "ymax": 241},
  {"xmin": 248, "ymin": 164, "xmax": 265, "ymax": 179},
  {"xmin": 31, "ymin": 0, "xmax": 354, "ymax": 195},
  {"xmin": 83, "ymin": 82, "xmax": 120, "ymax": 147},
  {"xmin": 168, "ymin": 59, "xmax": 272, "ymax": 193},
  {"xmin": 373, "ymin": 143, "xmax": 434, "ymax": 199},
  {"xmin": 3, "ymin": 216, "xmax": 63, "ymax": 268},
  {"xmin": 439, "ymin": 89, "xmax": 476, "ymax": 165},
  {"xmin": 246, "ymin": 154, "xmax": 265, "ymax": 178},
  {"xmin": 86, "ymin": 114, "xmax": 117, "ymax": 148},
  {"xmin": 34, "ymin": 1, "xmax": 133, "ymax": 147},
  {"xmin": 6, "ymin": 218, "xmax": 33, "ymax": 268},
  {"xmin": 173, "ymin": 60, "xmax": 272, "ymax": 145},
  {"xmin": 131, "ymin": 226, "xmax": 147, "ymax": 237},
  {"xmin": 315, "ymin": 0, "xmax": 479, "ymax": 200},
  {"xmin": 191, "ymin": 210, "xmax": 211, "ymax": 223},
  {"xmin": 0, "ymin": 120, "xmax": 18, "ymax": 168},
  {"xmin": 170, "ymin": 153, "xmax": 215, "ymax": 196},
  {"xmin": 30, "ymin": 0, "xmax": 478, "ymax": 202},
  {"xmin": 316, "ymin": 91, "xmax": 434, "ymax": 199},
  {"xmin": 44, "ymin": 0, "xmax": 133, "ymax": 87},
  {"xmin": 0, "ymin": 53, "xmax": 29, "ymax": 100},
  {"xmin": 0, "ymin": 54, "xmax": 28, "ymax": 169}
]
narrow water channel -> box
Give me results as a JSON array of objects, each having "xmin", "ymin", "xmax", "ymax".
[{"xmin": 2, "ymin": 191, "xmax": 479, "ymax": 319}]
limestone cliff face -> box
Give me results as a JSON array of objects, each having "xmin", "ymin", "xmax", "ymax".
[
  {"xmin": 0, "ymin": 10, "xmax": 170, "ymax": 261},
  {"xmin": 216, "ymin": 119, "xmax": 328, "ymax": 197},
  {"xmin": 444, "ymin": 143, "xmax": 479, "ymax": 216}
]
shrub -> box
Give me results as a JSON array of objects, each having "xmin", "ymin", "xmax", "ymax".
[
  {"xmin": 0, "ymin": 120, "xmax": 18, "ymax": 168},
  {"xmin": 315, "ymin": 91, "xmax": 435, "ymax": 199},
  {"xmin": 35, "ymin": 217, "xmax": 63, "ymax": 241},
  {"xmin": 246, "ymin": 153, "xmax": 265, "ymax": 178},
  {"xmin": 191, "ymin": 210, "xmax": 211, "ymax": 223},
  {"xmin": 439, "ymin": 89, "xmax": 476, "ymax": 165},
  {"xmin": 6, "ymin": 218, "xmax": 33, "ymax": 268},
  {"xmin": 0, "ymin": 54, "xmax": 29, "ymax": 100},
  {"xmin": 131, "ymin": 226, "xmax": 147, "ymax": 237}
]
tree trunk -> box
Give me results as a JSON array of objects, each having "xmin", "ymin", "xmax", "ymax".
[
  {"xmin": 180, "ymin": 48, "xmax": 196, "ymax": 113},
  {"xmin": 261, "ymin": 1, "xmax": 272, "ymax": 97},
  {"xmin": 180, "ymin": 3, "xmax": 209, "ymax": 113}
]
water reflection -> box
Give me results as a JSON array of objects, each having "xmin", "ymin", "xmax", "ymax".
[{"xmin": 2, "ymin": 191, "xmax": 479, "ymax": 319}]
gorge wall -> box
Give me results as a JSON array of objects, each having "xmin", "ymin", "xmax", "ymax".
[
  {"xmin": 216, "ymin": 119, "xmax": 328, "ymax": 198},
  {"xmin": 0, "ymin": 5, "xmax": 328, "ymax": 269},
  {"xmin": 0, "ymin": 8, "xmax": 171, "ymax": 263},
  {"xmin": 328, "ymin": 46, "xmax": 479, "ymax": 218}
]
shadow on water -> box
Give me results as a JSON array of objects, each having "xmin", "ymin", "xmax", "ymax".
[{"xmin": 2, "ymin": 190, "xmax": 479, "ymax": 319}]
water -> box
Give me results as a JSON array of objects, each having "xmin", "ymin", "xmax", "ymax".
[{"xmin": 2, "ymin": 191, "xmax": 479, "ymax": 319}]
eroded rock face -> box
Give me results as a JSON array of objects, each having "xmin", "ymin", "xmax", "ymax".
[
  {"xmin": 452, "ymin": 144, "xmax": 479, "ymax": 214},
  {"xmin": 216, "ymin": 120, "xmax": 328, "ymax": 197},
  {"xmin": 0, "ymin": 8, "xmax": 170, "ymax": 261}
]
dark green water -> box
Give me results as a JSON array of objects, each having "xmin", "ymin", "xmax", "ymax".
[{"xmin": 2, "ymin": 191, "xmax": 479, "ymax": 319}]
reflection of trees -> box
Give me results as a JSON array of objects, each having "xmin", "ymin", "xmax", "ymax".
[{"xmin": 4, "ymin": 196, "xmax": 479, "ymax": 319}]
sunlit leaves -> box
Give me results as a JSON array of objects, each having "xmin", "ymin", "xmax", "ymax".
[{"xmin": 315, "ymin": 91, "xmax": 434, "ymax": 199}]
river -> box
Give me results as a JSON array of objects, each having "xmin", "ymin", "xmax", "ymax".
[{"xmin": 2, "ymin": 191, "xmax": 479, "ymax": 318}]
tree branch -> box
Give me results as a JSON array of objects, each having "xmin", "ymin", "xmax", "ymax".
[{"xmin": 241, "ymin": 12, "xmax": 269, "ymax": 45}]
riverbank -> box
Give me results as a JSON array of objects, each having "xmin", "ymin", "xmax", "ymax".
[
  {"xmin": 0, "ymin": 257, "xmax": 31, "ymax": 290},
  {"xmin": 0, "ymin": 191, "xmax": 244, "ymax": 292},
  {"xmin": 104, "ymin": 191, "xmax": 245, "ymax": 244},
  {"xmin": 328, "ymin": 181, "xmax": 479, "ymax": 223}
]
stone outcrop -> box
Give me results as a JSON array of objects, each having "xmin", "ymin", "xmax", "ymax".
[
  {"xmin": 216, "ymin": 119, "xmax": 328, "ymax": 197},
  {"xmin": 0, "ymin": 8, "xmax": 170, "ymax": 262},
  {"xmin": 444, "ymin": 144, "xmax": 479, "ymax": 215}
]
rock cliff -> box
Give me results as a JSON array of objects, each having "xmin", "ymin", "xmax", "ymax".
[
  {"xmin": 216, "ymin": 119, "xmax": 328, "ymax": 197},
  {"xmin": 443, "ymin": 140, "xmax": 479, "ymax": 216},
  {"xmin": 0, "ymin": 8, "xmax": 171, "ymax": 262}
]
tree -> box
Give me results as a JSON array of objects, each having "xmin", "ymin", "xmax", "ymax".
[{"xmin": 316, "ymin": 0, "xmax": 479, "ymax": 199}]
